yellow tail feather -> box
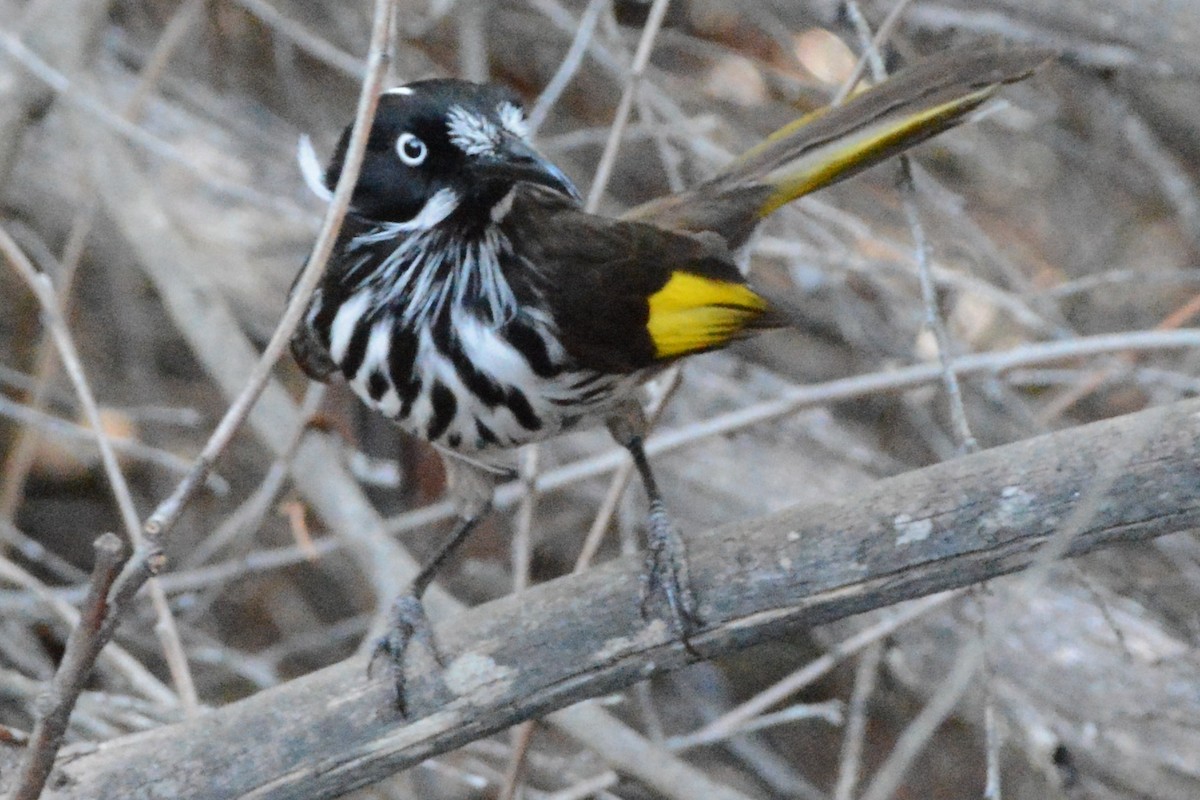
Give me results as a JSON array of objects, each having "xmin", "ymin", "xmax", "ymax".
[
  {"xmin": 757, "ymin": 86, "xmax": 996, "ymax": 217},
  {"xmin": 623, "ymin": 48, "xmax": 1050, "ymax": 246}
]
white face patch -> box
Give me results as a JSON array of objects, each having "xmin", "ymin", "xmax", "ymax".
[
  {"xmin": 350, "ymin": 187, "xmax": 460, "ymax": 239},
  {"xmin": 490, "ymin": 187, "xmax": 517, "ymax": 223},
  {"xmin": 398, "ymin": 187, "xmax": 459, "ymax": 230},
  {"xmin": 447, "ymin": 104, "xmax": 500, "ymax": 156},
  {"xmin": 497, "ymin": 101, "xmax": 530, "ymax": 140},
  {"xmin": 296, "ymin": 134, "xmax": 333, "ymax": 202}
]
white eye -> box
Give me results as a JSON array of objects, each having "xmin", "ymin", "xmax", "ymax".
[{"xmin": 396, "ymin": 132, "xmax": 427, "ymax": 166}]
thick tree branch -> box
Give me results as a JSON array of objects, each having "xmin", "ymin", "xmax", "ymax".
[{"xmin": 28, "ymin": 396, "xmax": 1200, "ymax": 799}]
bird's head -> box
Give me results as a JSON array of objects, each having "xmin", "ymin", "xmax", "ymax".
[{"xmin": 323, "ymin": 79, "xmax": 580, "ymax": 226}]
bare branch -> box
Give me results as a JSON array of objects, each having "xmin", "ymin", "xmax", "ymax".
[
  {"xmin": 10, "ymin": 533, "xmax": 124, "ymax": 800},
  {"xmin": 0, "ymin": 224, "xmax": 196, "ymax": 710},
  {"xmin": 30, "ymin": 394, "xmax": 1200, "ymax": 799},
  {"xmin": 584, "ymin": 0, "xmax": 672, "ymax": 211},
  {"xmin": 833, "ymin": 643, "xmax": 882, "ymax": 800},
  {"xmin": 141, "ymin": 0, "xmax": 399, "ymax": 542},
  {"xmin": 527, "ymin": 0, "xmax": 609, "ymax": 132},
  {"xmin": 0, "ymin": 555, "xmax": 172, "ymax": 704}
]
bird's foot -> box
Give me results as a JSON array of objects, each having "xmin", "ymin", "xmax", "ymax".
[
  {"xmin": 368, "ymin": 592, "xmax": 450, "ymax": 717},
  {"xmin": 640, "ymin": 501, "xmax": 702, "ymax": 656}
]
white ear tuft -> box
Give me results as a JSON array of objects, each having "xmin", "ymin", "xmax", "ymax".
[
  {"xmin": 297, "ymin": 134, "xmax": 333, "ymax": 202},
  {"xmin": 498, "ymin": 101, "xmax": 530, "ymax": 140}
]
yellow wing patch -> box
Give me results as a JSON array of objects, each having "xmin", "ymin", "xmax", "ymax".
[{"xmin": 647, "ymin": 272, "xmax": 768, "ymax": 359}]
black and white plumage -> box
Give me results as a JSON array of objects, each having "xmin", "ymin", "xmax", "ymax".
[
  {"xmin": 291, "ymin": 77, "xmax": 768, "ymax": 712},
  {"xmin": 294, "ymin": 83, "xmax": 650, "ymax": 462},
  {"xmin": 300, "ymin": 211, "xmax": 632, "ymax": 454},
  {"xmin": 289, "ymin": 49, "xmax": 1049, "ymax": 713}
]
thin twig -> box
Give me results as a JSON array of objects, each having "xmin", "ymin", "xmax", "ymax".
[
  {"xmin": 10, "ymin": 533, "xmax": 124, "ymax": 800},
  {"xmin": 528, "ymin": 0, "xmax": 609, "ymax": 132},
  {"xmin": 512, "ymin": 447, "xmax": 540, "ymax": 593},
  {"xmin": 544, "ymin": 771, "xmax": 620, "ymax": 800},
  {"xmin": 666, "ymin": 700, "xmax": 843, "ymax": 751},
  {"xmin": 0, "ymin": 520, "xmax": 87, "ymax": 583},
  {"xmin": 0, "ymin": 536, "xmax": 342, "ymax": 611},
  {"xmin": 497, "ymin": 721, "xmax": 538, "ymax": 800},
  {"xmin": 833, "ymin": 643, "xmax": 882, "ymax": 800},
  {"xmin": 584, "ymin": 0, "xmax": 672, "ymax": 210},
  {"xmin": 141, "ymin": 0, "xmax": 398, "ymax": 541},
  {"xmin": 672, "ymin": 592, "xmax": 960, "ymax": 750},
  {"xmin": 858, "ymin": 639, "xmax": 986, "ymax": 800},
  {"xmin": 235, "ymin": 0, "xmax": 363, "ymax": 77},
  {"xmin": 830, "ymin": 0, "xmax": 915, "ymax": 105},
  {"xmin": 983, "ymin": 674, "xmax": 1001, "ymax": 800},
  {"xmin": 973, "ymin": 585, "xmax": 1003, "ymax": 800},
  {"xmin": 0, "ymin": 554, "xmax": 173, "ymax": 703},
  {"xmin": 527, "ymin": 0, "xmax": 725, "ymax": 178},
  {"xmin": 0, "ymin": 220, "xmax": 86, "ymax": 522},
  {"xmin": 1037, "ymin": 288, "xmax": 1200, "ymax": 423},
  {"xmin": 0, "ymin": 393, "xmax": 223, "ymax": 488},
  {"xmin": 1119, "ymin": 94, "xmax": 1200, "ymax": 247},
  {"xmin": 901, "ymin": 177, "xmax": 979, "ymax": 452},
  {"xmin": 634, "ymin": 89, "xmax": 685, "ymax": 193},
  {"xmin": 456, "ymin": 1, "xmax": 489, "ymax": 82},
  {"xmin": 0, "ymin": 225, "xmax": 197, "ymax": 711},
  {"xmin": 182, "ymin": 382, "xmax": 325, "ymax": 569},
  {"xmin": 846, "ymin": 0, "xmax": 978, "ymax": 453},
  {"xmin": 499, "ymin": 445, "xmax": 541, "ymax": 800}
]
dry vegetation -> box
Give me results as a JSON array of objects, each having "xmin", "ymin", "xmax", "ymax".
[{"xmin": 2, "ymin": 1, "xmax": 1200, "ymax": 798}]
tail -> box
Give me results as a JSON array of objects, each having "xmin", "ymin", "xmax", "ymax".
[{"xmin": 625, "ymin": 46, "xmax": 1053, "ymax": 247}]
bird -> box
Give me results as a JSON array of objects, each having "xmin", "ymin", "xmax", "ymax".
[{"xmin": 289, "ymin": 46, "xmax": 1049, "ymax": 713}]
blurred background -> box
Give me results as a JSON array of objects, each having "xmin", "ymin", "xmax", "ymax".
[{"xmin": 3, "ymin": 0, "xmax": 1200, "ymax": 798}]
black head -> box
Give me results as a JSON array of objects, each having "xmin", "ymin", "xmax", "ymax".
[{"xmin": 324, "ymin": 79, "xmax": 580, "ymax": 225}]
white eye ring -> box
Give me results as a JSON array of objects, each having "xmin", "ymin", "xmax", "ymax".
[{"xmin": 396, "ymin": 132, "xmax": 427, "ymax": 166}]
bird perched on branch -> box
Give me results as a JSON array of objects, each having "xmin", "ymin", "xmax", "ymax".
[{"xmin": 290, "ymin": 46, "xmax": 1049, "ymax": 713}]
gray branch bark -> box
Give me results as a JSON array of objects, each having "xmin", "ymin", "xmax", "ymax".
[{"xmin": 19, "ymin": 395, "xmax": 1200, "ymax": 800}]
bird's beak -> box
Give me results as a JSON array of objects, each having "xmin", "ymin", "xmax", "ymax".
[{"xmin": 477, "ymin": 133, "xmax": 582, "ymax": 202}]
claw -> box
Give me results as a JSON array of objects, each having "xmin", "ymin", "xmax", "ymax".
[
  {"xmin": 612, "ymin": 425, "xmax": 704, "ymax": 658},
  {"xmin": 640, "ymin": 499, "xmax": 702, "ymax": 657},
  {"xmin": 370, "ymin": 592, "xmax": 448, "ymax": 716},
  {"xmin": 368, "ymin": 498, "xmax": 489, "ymax": 715}
]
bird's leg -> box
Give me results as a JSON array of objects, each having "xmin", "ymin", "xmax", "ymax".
[
  {"xmin": 371, "ymin": 456, "xmax": 495, "ymax": 715},
  {"xmin": 608, "ymin": 406, "xmax": 701, "ymax": 651}
]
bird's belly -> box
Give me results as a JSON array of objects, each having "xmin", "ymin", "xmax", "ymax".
[
  {"xmin": 331, "ymin": 304, "xmax": 630, "ymax": 452},
  {"xmin": 358, "ymin": 373, "xmax": 604, "ymax": 453}
]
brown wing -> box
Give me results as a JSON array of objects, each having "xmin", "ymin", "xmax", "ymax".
[{"xmin": 501, "ymin": 186, "xmax": 779, "ymax": 374}]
